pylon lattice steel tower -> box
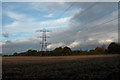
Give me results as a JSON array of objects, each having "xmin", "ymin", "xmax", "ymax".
[{"xmin": 36, "ymin": 29, "xmax": 50, "ymax": 51}]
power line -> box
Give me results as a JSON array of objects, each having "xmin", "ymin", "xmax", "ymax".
[
  {"xmin": 89, "ymin": 17, "xmax": 119, "ymax": 31},
  {"xmin": 82, "ymin": 17, "xmax": 120, "ymax": 37},
  {"xmin": 81, "ymin": 18, "xmax": 119, "ymax": 45},
  {"xmin": 57, "ymin": 2, "xmax": 118, "ymax": 45},
  {"xmin": 57, "ymin": 2, "xmax": 98, "ymax": 19},
  {"xmin": 43, "ymin": 2, "xmax": 98, "ymax": 30},
  {"xmin": 63, "ymin": 2, "xmax": 116, "ymax": 34},
  {"xmin": 53, "ymin": 2, "xmax": 99, "ymax": 32},
  {"xmin": 56, "ymin": 2, "xmax": 76, "ymax": 19},
  {"xmin": 55, "ymin": 2, "xmax": 118, "ymax": 39},
  {"xmin": 70, "ymin": 8, "xmax": 118, "ymax": 31},
  {"xmin": 69, "ymin": 2, "xmax": 98, "ymax": 27},
  {"xmin": 70, "ymin": 2, "xmax": 98, "ymax": 22},
  {"xmin": 69, "ymin": 2, "xmax": 118, "ymax": 31},
  {"xmin": 56, "ymin": 2, "xmax": 118, "ymax": 37}
]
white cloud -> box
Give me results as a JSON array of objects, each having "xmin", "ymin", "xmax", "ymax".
[
  {"xmin": 2, "ymin": 2, "xmax": 118, "ymax": 54},
  {"xmin": 5, "ymin": 21, "xmax": 19, "ymax": 28},
  {"xmin": 43, "ymin": 13, "xmax": 53, "ymax": 18},
  {"xmin": 6, "ymin": 11, "xmax": 26, "ymax": 20},
  {"xmin": 41, "ymin": 16, "xmax": 71, "ymax": 24},
  {"xmin": 0, "ymin": 42, "xmax": 6, "ymax": 46},
  {"xmin": 4, "ymin": 11, "xmax": 71, "ymax": 34},
  {"xmin": 47, "ymin": 42, "xmax": 65, "ymax": 49},
  {"xmin": 30, "ymin": 2, "xmax": 66, "ymax": 13},
  {"xmin": 98, "ymin": 39, "xmax": 113, "ymax": 44},
  {"xmin": 68, "ymin": 41, "xmax": 80, "ymax": 48},
  {"xmin": 88, "ymin": 38, "xmax": 94, "ymax": 41}
]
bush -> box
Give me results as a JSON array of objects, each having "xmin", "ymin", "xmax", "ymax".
[
  {"xmin": 108, "ymin": 42, "xmax": 120, "ymax": 53},
  {"xmin": 94, "ymin": 47, "xmax": 105, "ymax": 53}
]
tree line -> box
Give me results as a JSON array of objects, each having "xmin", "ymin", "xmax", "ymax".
[{"xmin": 4, "ymin": 42, "xmax": 120, "ymax": 56}]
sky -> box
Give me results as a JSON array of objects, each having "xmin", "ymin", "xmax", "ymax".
[{"xmin": 1, "ymin": 2, "xmax": 118, "ymax": 54}]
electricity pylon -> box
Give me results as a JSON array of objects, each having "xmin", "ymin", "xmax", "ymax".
[{"xmin": 36, "ymin": 29, "xmax": 51, "ymax": 51}]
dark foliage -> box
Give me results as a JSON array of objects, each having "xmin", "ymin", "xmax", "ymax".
[
  {"xmin": 9, "ymin": 42, "xmax": 120, "ymax": 56},
  {"xmin": 107, "ymin": 42, "xmax": 120, "ymax": 53}
]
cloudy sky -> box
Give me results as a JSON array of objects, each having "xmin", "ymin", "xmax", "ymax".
[{"xmin": 1, "ymin": 2, "xmax": 118, "ymax": 54}]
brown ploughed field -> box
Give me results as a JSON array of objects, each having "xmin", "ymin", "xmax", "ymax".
[{"xmin": 2, "ymin": 54, "xmax": 120, "ymax": 80}]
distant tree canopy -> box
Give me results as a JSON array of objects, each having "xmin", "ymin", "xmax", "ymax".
[
  {"xmin": 11, "ymin": 42, "xmax": 120, "ymax": 56},
  {"xmin": 53, "ymin": 46, "xmax": 72, "ymax": 56},
  {"xmin": 107, "ymin": 42, "xmax": 120, "ymax": 53},
  {"xmin": 54, "ymin": 47, "xmax": 63, "ymax": 52},
  {"xmin": 27, "ymin": 49, "xmax": 37, "ymax": 53},
  {"xmin": 95, "ymin": 47, "xmax": 105, "ymax": 52},
  {"xmin": 63, "ymin": 46, "xmax": 72, "ymax": 53},
  {"xmin": 89, "ymin": 47, "xmax": 105, "ymax": 54},
  {"xmin": 13, "ymin": 52, "xmax": 18, "ymax": 56}
]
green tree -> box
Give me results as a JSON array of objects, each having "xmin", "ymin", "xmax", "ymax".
[
  {"xmin": 62, "ymin": 46, "xmax": 72, "ymax": 56},
  {"xmin": 94, "ymin": 47, "xmax": 105, "ymax": 53},
  {"xmin": 63, "ymin": 46, "xmax": 72, "ymax": 53},
  {"xmin": 108, "ymin": 42, "xmax": 120, "ymax": 53},
  {"xmin": 53, "ymin": 47, "xmax": 63, "ymax": 56},
  {"xmin": 13, "ymin": 52, "xmax": 18, "ymax": 56}
]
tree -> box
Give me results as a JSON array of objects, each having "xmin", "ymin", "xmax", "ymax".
[
  {"xmin": 27, "ymin": 49, "xmax": 37, "ymax": 53},
  {"xmin": 63, "ymin": 46, "xmax": 72, "ymax": 53},
  {"xmin": 94, "ymin": 47, "xmax": 105, "ymax": 53},
  {"xmin": 62, "ymin": 46, "xmax": 72, "ymax": 56},
  {"xmin": 108, "ymin": 42, "xmax": 120, "ymax": 53},
  {"xmin": 27, "ymin": 49, "xmax": 32, "ymax": 53},
  {"xmin": 89, "ymin": 49, "xmax": 95, "ymax": 53},
  {"xmin": 53, "ymin": 46, "xmax": 72, "ymax": 56},
  {"xmin": 54, "ymin": 47, "xmax": 63, "ymax": 52},
  {"xmin": 53, "ymin": 47, "xmax": 63, "ymax": 56},
  {"xmin": 89, "ymin": 47, "xmax": 105, "ymax": 54},
  {"xmin": 13, "ymin": 52, "xmax": 18, "ymax": 56}
]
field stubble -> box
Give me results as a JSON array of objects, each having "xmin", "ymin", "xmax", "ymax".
[{"xmin": 2, "ymin": 54, "xmax": 120, "ymax": 80}]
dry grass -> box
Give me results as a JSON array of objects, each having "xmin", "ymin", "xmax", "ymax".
[{"xmin": 2, "ymin": 54, "xmax": 120, "ymax": 80}]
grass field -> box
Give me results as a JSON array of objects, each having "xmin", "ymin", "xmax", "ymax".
[{"xmin": 2, "ymin": 54, "xmax": 120, "ymax": 80}]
